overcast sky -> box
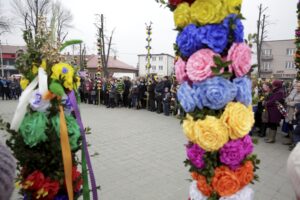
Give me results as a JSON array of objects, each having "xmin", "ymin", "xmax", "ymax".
[{"xmin": 0, "ymin": 0, "xmax": 298, "ymax": 66}]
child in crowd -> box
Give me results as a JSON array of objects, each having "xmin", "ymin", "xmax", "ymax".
[{"xmin": 91, "ymin": 84, "xmax": 97, "ymax": 105}]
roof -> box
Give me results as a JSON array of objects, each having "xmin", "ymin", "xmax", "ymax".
[
  {"xmin": 137, "ymin": 53, "xmax": 175, "ymax": 58},
  {"xmin": 264, "ymin": 39, "xmax": 294, "ymax": 43},
  {"xmin": 87, "ymin": 55, "xmax": 138, "ymax": 71},
  {"xmin": 1, "ymin": 45, "xmax": 26, "ymax": 54}
]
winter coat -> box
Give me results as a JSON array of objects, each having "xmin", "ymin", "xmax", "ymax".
[
  {"xmin": 147, "ymin": 83, "xmax": 156, "ymax": 99},
  {"xmin": 266, "ymin": 87, "xmax": 285, "ymax": 124},
  {"xmin": 155, "ymin": 81, "xmax": 165, "ymax": 95},
  {"xmin": 286, "ymin": 89, "xmax": 300, "ymax": 122}
]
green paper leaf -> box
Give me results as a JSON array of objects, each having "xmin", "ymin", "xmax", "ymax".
[{"xmin": 49, "ymin": 81, "xmax": 65, "ymax": 96}]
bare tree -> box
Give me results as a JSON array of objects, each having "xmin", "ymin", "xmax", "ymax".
[
  {"xmin": 12, "ymin": 0, "xmax": 51, "ymax": 33},
  {"xmin": 51, "ymin": 1, "xmax": 73, "ymax": 42},
  {"xmin": 256, "ymin": 4, "xmax": 270, "ymax": 78},
  {"xmin": 0, "ymin": 1, "xmax": 10, "ymax": 34}
]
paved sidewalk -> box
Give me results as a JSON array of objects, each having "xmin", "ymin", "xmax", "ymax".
[{"xmin": 0, "ymin": 100, "xmax": 296, "ymax": 200}]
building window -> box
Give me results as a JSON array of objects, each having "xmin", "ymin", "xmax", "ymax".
[
  {"xmin": 285, "ymin": 61, "xmax": 295, "ymax": 69},
  {"xmin": 262, "ymin": 49, "xmax": 272, "ymax": 56},
  {"xmin": 152, "ymin": 57, "xmax": 156, "ymax": 61},
  {"xmin": 159, "ymin": 65, "xmax": 163, "ymax": 70},
  {"xmin": 287, "ymin": 48, "xmax": 296, "ymax": 56},
  {"xmin": 152, "ymin": 65, "xmax": 156, "ymax": 70},
  {"xmin": 159, "ymin": 56, "xmax": 163, "ymax": 61},
  {"xmin": 262, "ymin": 62, "xmax": 271, "ymax": 70}
]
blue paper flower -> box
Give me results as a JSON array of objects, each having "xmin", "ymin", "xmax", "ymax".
[
  {"xmin": 176, "ymin": 24, "xmax": 204, "ymax": 57},
  {"xmin": 177, "ymin": 82, "xmax": 196, "ymax": 112},
  {"xmin": 223, "ymin": 14, "xmax": 244, "ymax": 43},
  {"xmin": 192, "ymin": 86, "xmax": 203, "ymax": 110},
  {"xmin": 193, "ymin": 77, "xmax": 237, "ymax": 110},
  {"xmin": 233, "ymin": 76, "xmax": 252, "ymax": 106},
  {"xmin": 201, "ymin": 24, "xmax": 229, "ymax": 53}
]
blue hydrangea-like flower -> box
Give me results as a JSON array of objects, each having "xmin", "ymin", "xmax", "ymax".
[
  {"xmin": 192, "ymin": 85, "xmax": 203, "ymax": 110},
  {"xmin": 201, "ymin": 24, "xmax": 229, "ymax": 53},
  {"xmin": 193, "ymin": 77, "xmax": 237, "ymax": 110},
  {"xmin": 233, "ymin": 76, "xmax": 252, "ymax": 106},
  {"xmin": 177, "ymin": 82, "xmax": 196, "ymax": 112},
  {"xmin": 176, "ymin": 24, "xmax": 204, "ymax": 57},
  {"xmin": 223, "ymin": 14, "xmax": 244, "ymax": 43}
]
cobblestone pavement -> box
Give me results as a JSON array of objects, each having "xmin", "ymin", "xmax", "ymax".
[{"xmin": 0, "ymin": 100, "xmax": 296, "ymax": 200}]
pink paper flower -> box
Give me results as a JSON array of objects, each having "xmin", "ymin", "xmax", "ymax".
[
  {"xmin": 175, "ymin": 58, "xmax": 189, "ymax": 83},
  {"xmin": 227, "ymin": 43, "xmax": 252, "ymax": 77},
  {"xmin": 186, "ymin": 49, "xmax": 217, "ymax": 82}
]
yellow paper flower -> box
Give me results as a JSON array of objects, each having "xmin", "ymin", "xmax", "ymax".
[
  {"xmin": 51, "ymin": 63, "xmax": 75, "ymax": 90},
  {"xmin": 20, "ymin": 78, "xmax": 29, "ymax": 90},
  {"xmin": 32, "ymin": 65, "xmax": 38, "ymax": 75},
  {"xmin": 174, "ymin": 2, "xmax": 191, "ymax": 28},
  {"xmin": 222, "ymin": 0, "xmax": 242, "ymax": 14},
  {"xmin": 183, "ymin": 114, "xmax": 197, "ymax": 142},
  {"xmin": 221, "ymin": 102, "xmax": 255, "ymax": 140},
  {"xmin": 74, "ymin": 76, "xmax": 81, "ymax": 89},
  {"xmin": 191, "ymin": 0, "xmax": 226, "ymax": 25},
  {"xmin": 41, "ymin": 59, "xmax": 47, "ymax": 70},
  {"xmin": 194, "ymin": 116, "xmax": 229, "ymax": 152}
]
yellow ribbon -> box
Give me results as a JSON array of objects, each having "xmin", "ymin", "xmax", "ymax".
[{"xmin": 59, "ymin": 105, "xmax": 74, "ymax": 200}]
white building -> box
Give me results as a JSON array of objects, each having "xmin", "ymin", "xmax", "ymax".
[{"xmin": 137, "ymin": 53, "xmax": 175, "ymax": 77}]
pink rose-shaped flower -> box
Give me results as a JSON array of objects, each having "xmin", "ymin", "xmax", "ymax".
[
  {"xmin": 186, "ymin": 49, "xmax": 217, "ymax": 82},
  {"xmin": 227, "ymin": 43, "xmax": 252, "ymax": 77},
  {"xmin": 175, "ymin": 58, "xmax": 188, "ymax": 83}
]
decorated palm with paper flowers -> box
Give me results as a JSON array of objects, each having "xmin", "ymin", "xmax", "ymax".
[
  {"xmin": 4, "ymin": 17, "xmax": 98, "ymax": 200},
  {"xmin": 158, "ymin": 0, "xmax": 260, "ymax": 199}
]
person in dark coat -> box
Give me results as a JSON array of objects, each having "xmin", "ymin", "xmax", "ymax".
[
  {"xmin": 265, "ymin": 80, "xmax": 285, "ymax": 143},
  {"xmin": 147, "ymin": 79, "xmax": 156, "ymax": 112},
  {"xmin": 107, "ymin": 79, "xmax": 116, "ymax": 108},
  {"xmin": 123, "ymin": 77, "xmax": 131, "ymax": 107},
  {"xmin": 138, "ymin": 78, "xmax": 147, "ymax": 109},
  {"xmin": 155, "ymin": 78, "xmax": 165, "ymax": 114},
  {"xmin": 289, "ymin": 103, "xmax": 300, "ymax": 150},
  {"xmin": 163, "ymin": 87, "xmax": 171, "ymax": 116}
]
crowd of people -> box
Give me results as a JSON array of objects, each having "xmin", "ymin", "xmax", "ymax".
[
  {"xmin": 0, "ymin": 76, "xmax": 22, "ymax": 100},
  {"xmin": 253, "ymin": 79, "xmax": 300, "ymax": 150},
  {"xmin": 78, "ymin": 75, "xmax": 183, "ymax": 117},
  {"xmin": 4, "ymin": 73, "xmax": 300, "ymax": 150}
]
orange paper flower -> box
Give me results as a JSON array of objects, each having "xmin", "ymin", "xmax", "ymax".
[
  {"xmin": 191, "ymin": 172, "xmax": 213, "ymax": 196},
  {"xmin": 235, "ymin": 161, "xmax": 254, "ymax": 189},
  {"xmin": 212, "ymin": 166, "xmax": 240, "ymax": 197}
]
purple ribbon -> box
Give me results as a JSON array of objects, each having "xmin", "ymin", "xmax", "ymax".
[{"xmin": 68, "ymin": 91, "xmax": 98, "ymax": 200}]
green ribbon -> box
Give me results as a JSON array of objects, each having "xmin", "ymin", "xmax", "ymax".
[{"xmin": 82, "ymin": 146, "xmax": 90, "ymax": 200}]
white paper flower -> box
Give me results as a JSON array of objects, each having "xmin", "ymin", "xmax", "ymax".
[
  {"xmin": 189, "ymin": 181, "xmax": 208, "ymax": 200},
  {"xmin": 62, "ymin": 94, "xmax": 73, "ymax": 114},
  {"xmin": 29, "ymin": 90, "xmax": 50, "ymax": 112},
  {"xmin": 220, "ymin": 185, "xmax": 254, "ymax": 200}
]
